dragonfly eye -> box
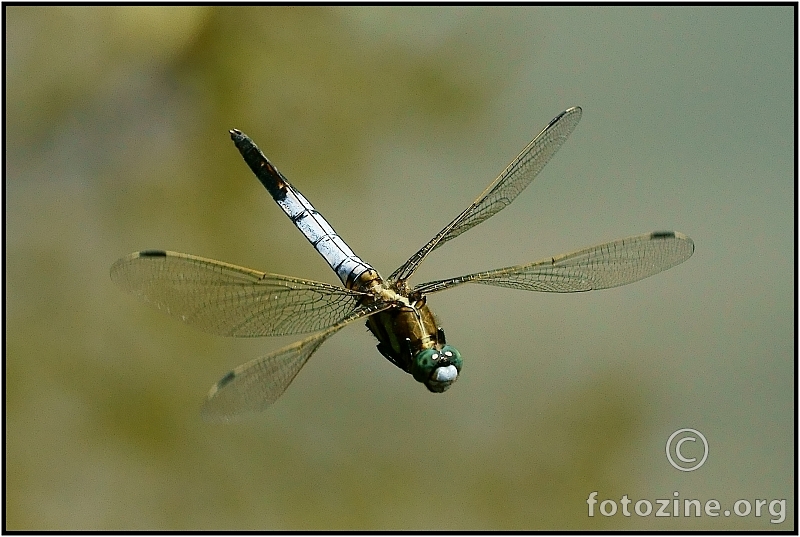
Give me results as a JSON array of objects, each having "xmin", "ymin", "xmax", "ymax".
[{"xmin": 411, "ymin": 345, "xmax": 463, "ymax": 393}]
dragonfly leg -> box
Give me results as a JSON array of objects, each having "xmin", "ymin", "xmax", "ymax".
[
  {"xmin": 402, "ymin": 337, "xmax": 415, "ymax": 365},
  {"xmin": 376, "ymin": 341, "xmax": 404, "ymax": 370},
  {"xmin": 377, "ymin": 337, "xmax": 416, "ymax": 374},
  {"xmin": 437, "ymin": 327, "xmax": 447, "ymax": 345}
]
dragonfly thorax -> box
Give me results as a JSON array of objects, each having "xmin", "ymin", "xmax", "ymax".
[{"xmin": 364, "ymin": 294, "xmax": 462, "ymax": 392}]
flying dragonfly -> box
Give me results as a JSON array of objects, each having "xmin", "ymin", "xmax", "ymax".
[{"xmin": 110, "ymin": 107, "xmax": 694, "ymax": 421}]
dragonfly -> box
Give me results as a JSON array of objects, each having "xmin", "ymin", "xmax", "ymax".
[{"xmin": 110, "ymin": 106, "xmax": 694, "ymax": 421}]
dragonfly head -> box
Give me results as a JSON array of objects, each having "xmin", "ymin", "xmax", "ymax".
[{"xmin": 411, "ymin": 345, "xmax": 462, "ymax": 392}]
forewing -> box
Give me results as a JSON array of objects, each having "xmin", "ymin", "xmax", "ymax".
[
  {"xmin": 414, "ymin": 232, "xmax": 694, "ymax": 294},
  {"xmin": 390, "ymin": 107, "xmax": 582, "ymax": 282},
  {"xmin": 201, "ymin": 303, "xmax": 393, "ymax": 421},
  {"xmin": 110, "ymin": 250, "xmax": 367, "ymax": 337}
]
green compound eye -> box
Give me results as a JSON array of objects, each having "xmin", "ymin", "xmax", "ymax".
[
  {"xmin": 411, "ymin": 345, "xmax": 463, "ymax": 392},
  {"xmin": 440, "ymin": 345, "xmax": 462, "ymax": 370},
  {"xmin": 411, "ymin": 348, "xmax": 438, "ymax": 384}
]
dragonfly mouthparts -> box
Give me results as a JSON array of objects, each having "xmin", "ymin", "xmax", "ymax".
[{"xmin": 434, "ymin": 365, "xmax": 458, "ymax": 382}]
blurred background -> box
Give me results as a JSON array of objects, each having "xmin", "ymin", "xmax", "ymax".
[{"xmin": 6, "ymin": 6, "xmax": 793, "ymax": 530}]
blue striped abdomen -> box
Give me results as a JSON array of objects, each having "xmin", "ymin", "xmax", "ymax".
[{"xmin": 230, "ymin": 129, "xmax": 375, "ymax": 289}]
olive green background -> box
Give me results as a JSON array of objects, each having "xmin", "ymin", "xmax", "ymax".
[{"xmin": 6, "ymin": 6, "xmax": 794, "ymax": 530}]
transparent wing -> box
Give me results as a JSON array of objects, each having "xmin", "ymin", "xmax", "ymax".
[
  {"xmin": 413, "ymin": 232, "xmax": 694, "ymax": 295},
  {"xmin": 201, "ymin": 302, "xmax": 393, "ymax": 421},
  {"xmin": 390, "ymin": 106, "xmax": 582, "ymax": 282},
  {"xmin": 110, "ymin": 250, "xmax": 369, "ymax": 337}
]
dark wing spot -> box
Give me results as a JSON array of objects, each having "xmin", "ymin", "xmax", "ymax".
[
  {"xmin": 217, "ymin": 371, "xmax": 236, "ymax": 389},
  {"xmin": 138, "ymin": 250, "xmax": 167, "ymax": 257},
  {"xmin": 650, "ymin": 231, "xmax": 675, "ymax": 239}
]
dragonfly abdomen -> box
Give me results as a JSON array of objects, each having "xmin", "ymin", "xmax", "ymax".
[
  {"xmin": 230, "ymin": 129, "xmax": 376, "ymax": 289},
  {"xmin": 278, "ymin": 187, "xmax": 375, "ymax": 288}
]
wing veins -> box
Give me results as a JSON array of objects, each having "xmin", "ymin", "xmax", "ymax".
[
  {"xmin": 201, "ymin": 301, "xmax": 395, "ymax": 421},
  {"xmin": 110, "ymin": 250, "xmax": 370, "ymax": 337},
  {"xmin": 413, "ymin": 232, "xmax": 694, "ymax": 295},
  {"xmin": 390, "ymin": 107, "xmax": 582, "ymax": 282}
]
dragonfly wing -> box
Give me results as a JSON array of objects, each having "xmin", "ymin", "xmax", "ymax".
[
  {"xmin": 414, "ymin": 232, "xmax": 694, "ymax": 294},
  {"xmin": 390, "ymin": 107, "xmax": 582, "ymax": 282},
  {"xmin": 110, "ymin": 250, "xmax": 368, "ymax": 337},
  {"xmin": 201, "ymin": 302, "xmax": 394, "ymax": 421}
]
